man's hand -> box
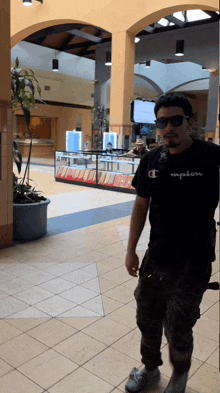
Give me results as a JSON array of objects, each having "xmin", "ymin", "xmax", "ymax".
[{"xmin": 125, "ymin": 251, "xmax": 139, "ymax": 277}]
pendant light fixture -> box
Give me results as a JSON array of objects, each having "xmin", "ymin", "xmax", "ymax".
[
  {"xmin": 145, "ymin": 61, "xmax": 151, "ymax": 68},
  {"xmin": 23, "ymin": 0, "xmax": 32, "ymax": 5},
  {"xmin": 105, "ymin": 52, "xmax": 112, "ymax": 66},
  {"xmin": 23, "ymin": 0, "xmax": 44, "ymax": 5},
  {"xmin": 52, "ymin": 51, "xmax": 59, "ymax": 72},
  {"xmin": 175, "ymin": 40, "xmax": 184, "ymax": 56}
]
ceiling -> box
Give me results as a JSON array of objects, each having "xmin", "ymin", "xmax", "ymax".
[{"xmin": 24, "ymin": 10, "xmax": 219, "ymax": 61}]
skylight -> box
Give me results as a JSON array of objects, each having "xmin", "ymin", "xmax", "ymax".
[
  {"xmin": 186, "ymin": 10, "xmax": 211, "ymax": 21},
  {"xmin": 173, "ymin": 10, "xmax": 211, "ymax": 23},
  {"xmin": 158, "ymin": 18, "xmax": 169, "ymax": 26},
  {"xmin": 173, "ymin": 12, "xmax": 185, "ymax": 22}
]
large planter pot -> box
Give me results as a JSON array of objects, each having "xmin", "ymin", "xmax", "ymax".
[{"xmin": 13, "ymin": 199, "xmax": 51, "ymax": 240}]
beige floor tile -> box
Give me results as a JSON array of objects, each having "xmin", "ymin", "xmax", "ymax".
[
  {"xmin": 99, "ymin": 277, "xmax": 118, "ymax": 293},
  {"xmin": 206, "ymin": 349, "xmax": 219, "ymax": 368},
  {"xmin": 203, "ymin": 301, "xmax": 219, "ymax": 321},
  {"xmin": 212, "ymin": 271, "xmax": 219, "ymax": 280},
  {"xmin": 193, "ymin": 332, "xmax": 219, "ymax": 362},
  {"xmin": 96, "ymin": 256, "xmax": 124, "ymax": 275},
  {"xmin": 46, "ymin": 250, "xmax": 76, "ymax": 263},
  {"xmin": 202, "ymin": 288, "xmax": 219, "ymax": 303},
  {"xmin": 111, "ymin": 329, "xmax": 142, "ymax": 362},
  {"xmin": 101, "ymin": 296, "xmax": 124, "ymax": 315},
  {"xmin": 48, "ymin": 367, "xmax": 113, "ymax": 393},
  {"xmin": 54, "ymin": 331, "xmax": 107, "ymax": 365},
  {"xmin": 27, "ymin": 319, "xmax": 77, "ymax": 347},
  {"xmin": 0, "ymin": 358, "xmax": 13, "ymax": 377},
  {"xmin": 104, "ymin": 285, "xmax": 135, "ymax": 304},
  {"xmin": 57, "ymin": 317, "xmax": 101, "ymax": 330},
  {"xmin": 101, "ymin": 266, "xmax": 132, "ymax": 284},
  {"xmin": 187, "ymin": 363, "xmax": 219, "ymax": 393},
  {"xmin": 84, "ymin": 347, "xmax": 141, "ymax": 386},
  {"xmin": 200, "ymin": 299, "xmax": 215, "ymax": 315},
  {"xmin": 73, "ymin": 251, "xmax": 104, "ymax": 264},
  {"xmin": 82, "ymin": 317, "xmax": 131, "ymax": 345},
  {"xmin": 0, "ymin": 320, "xmax": 22, "ymax": 344},
  {"xmin": 193, "ymin": 316, "xmax": 219, "ymax": 341},
  {"xmin": 98, "ymin": 236, "xmax": 123, "ymax": 246},
  {"xmin": 211, "ymin": 261, "xmax": 219, "ymax": 275},
  {"xmin": 160, "ymin": 345, "xmax": 203, "ymax": 379},
  {"xmin": 18, "ymin": 349, "xmax": 78, "ymax": 390},
  {"xmin": 122, "ymin": 277, "xmax": 138, "ymax": 290},
  {"xmin": 6, "ymin": 318, "xmax": 50, "ymax": 332},
  {"xmin": 108, "ymin": 305, "xmax": 137, "ymax": 329},
  {"xmin": 128, "ymin": 299, "xmax": 136, "ymax": 308},
  {"xmin": 0, "ymin": 333, "xmax": 47, "ymax": 367},
  {"xmin": 0, "ymin": 370, "xmax": 43, "ymax": 393}
]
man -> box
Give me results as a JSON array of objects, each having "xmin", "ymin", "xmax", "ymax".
[
  {"xmin": 126, "ymin": 139, "xmax": 149, "ymax": 157},
  {"xmin": 125, "ymin": 93, "xmax": 220, "ymax": 393}
]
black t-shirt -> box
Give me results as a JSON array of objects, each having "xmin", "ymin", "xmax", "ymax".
[{"xmin": 132, "ymin": 139, "xmax": 220, "ymax": 267}]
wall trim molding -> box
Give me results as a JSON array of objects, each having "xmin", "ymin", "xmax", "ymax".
[{"xmin": 36, "ymin": 100, "xmax": 92, "ymax": 110}]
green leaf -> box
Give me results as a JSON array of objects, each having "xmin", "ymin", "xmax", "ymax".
[{"xmin": 15, "ymin": 57, "xmax": 19, "ymax": 68}]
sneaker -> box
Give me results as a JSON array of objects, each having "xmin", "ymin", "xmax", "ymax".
[{"xmin": 125, "ymin": 367, "xmax": 160, "ymax": 393}]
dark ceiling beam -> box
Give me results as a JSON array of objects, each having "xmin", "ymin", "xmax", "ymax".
[
  {"xmin": 183, "ymin": 11, "xmax": 188, "ymax": 23},
  {"xmin": 36, "ymin": 36, "xmax": 47, "ymax": 45},
  {"xmin": 202, "ymin": 10, "xmax": 220, "ymax": 18},
  {"xmin": 58, "ymin": 27, "xmax": 85, "ymax": 51},
  {"xmin": 76, "ymin": 29, "xmax": 104, "ymax": 57},
  {"xmin": 164, "ymin": 15, "xmax": 184, "ymax": 26},
  {"xmin": 25, "ymin": 24, "xmax": 85, "ymax": 40},
  {"xmin": 144, "ymin": 22, "xmax": 164, "ymax": 33},
  {"xmin": 58, "ymin": 36, "xmax": 76, "ymax": 51},
  {"xmin": 139, "ymin": 17, "xmax": 217, "ymax": 37},
  {"xmin": 66, "ymin": 37, "xmax": 111, "ymax": 50},
  {"xmin": 67, "ymin": 29, "xmax": 102, "ymax": 43},
  {"xmin": 144, "ymin": 26, "xmax": 154, "ymax": 33}
]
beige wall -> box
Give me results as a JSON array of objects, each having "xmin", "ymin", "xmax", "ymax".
[
  {"xmin": 11, "ymin": 65, "xmax": 94, "ymax": 107},
  {"xmin": 14, "ymin": 103, "xmax": 93, "ymax": 152},
  {"xmin": 11, "ymin": 0, "xmax": 218, "ymax": 46}
]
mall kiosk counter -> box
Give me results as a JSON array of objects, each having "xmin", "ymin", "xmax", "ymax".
[{"xmin": 54, "ymin": 150, "xmax": 140, "ymax": 194}]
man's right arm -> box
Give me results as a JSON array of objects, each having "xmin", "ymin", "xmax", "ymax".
[{"xmin": 125, "ymin": 195, "xmax": 150, "ymax": 276}]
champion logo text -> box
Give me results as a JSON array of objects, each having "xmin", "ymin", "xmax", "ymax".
[{"xmin": 170, "ymin": 171, "xmax": 204, "ymax": 180}]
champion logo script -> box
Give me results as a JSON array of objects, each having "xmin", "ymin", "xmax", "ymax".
[
  {"xmin": 170, "ymin": 171, "xmax": 204, "ymax": 180},
  {"xmin": 148, "ymin": 169, "xmax": 159, "ymax": 178}
]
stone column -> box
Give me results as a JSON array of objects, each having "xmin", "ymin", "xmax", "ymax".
[
  {"xmin": 0, "ymin": 0, "xmax": 13, "ymax": 248},
  {"xmin": 109, "ymin": 31, "xmax": 135, "ymax": 147}
]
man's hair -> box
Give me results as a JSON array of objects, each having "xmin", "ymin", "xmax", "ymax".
[{"xmin": 154, "ymin": 93, "xmax": 194, "ymax": 119}]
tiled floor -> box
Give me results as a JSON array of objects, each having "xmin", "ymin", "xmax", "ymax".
[{"xmin": 0, "ymin": 163, "xmax": 219, "ymax": 392}]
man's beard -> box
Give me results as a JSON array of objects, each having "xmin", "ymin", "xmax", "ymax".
[{"xmin": 164, "ymin": 135, "xmax": 180, "ymax": 148}]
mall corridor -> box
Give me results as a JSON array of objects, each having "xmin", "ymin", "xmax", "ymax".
[{"xmin": 0, "ymin": 162, "xmax": 219, "ymax": 393}]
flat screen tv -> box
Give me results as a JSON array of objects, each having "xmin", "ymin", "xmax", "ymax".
[{"xmin": 130, "ymin": 100, "xmax": 156, "ymax": 124}]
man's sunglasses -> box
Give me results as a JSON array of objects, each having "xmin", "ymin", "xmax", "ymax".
[{"xmin": 155, "ymin": 115, "xmax": 190, "ymax": 129}]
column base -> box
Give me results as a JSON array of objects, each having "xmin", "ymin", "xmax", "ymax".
[{"xmin": 0, "ymin": 223, "xmax": 13, "ymax": 249}]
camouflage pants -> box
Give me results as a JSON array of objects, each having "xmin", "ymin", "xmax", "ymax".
[{"xmin": 134, "ymin": 252, "xmax": 212, "ymax": 372}]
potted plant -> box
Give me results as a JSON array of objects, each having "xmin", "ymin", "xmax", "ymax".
[{"xmin": 11, "ymin": 57, "xmax": 50, "ymax": 240}]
